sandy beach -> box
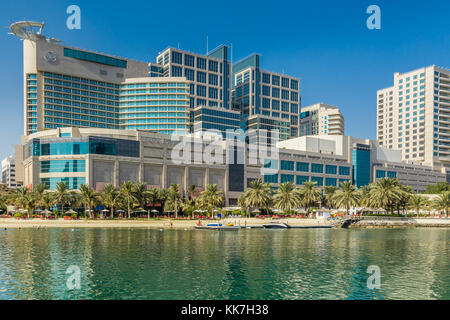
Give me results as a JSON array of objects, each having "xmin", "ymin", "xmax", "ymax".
[{"xmin": 0, "ymin": 217, "xmax": 333, "ymax": 229}]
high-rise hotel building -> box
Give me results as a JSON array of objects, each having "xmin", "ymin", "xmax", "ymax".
[
  {"xmin": 377, "ymin": 65, "xmax": 450, "ymax": 174},
  {"xmin": 300, "ymin": 103, "xmax": 344, "ymax": 136},
  {"xmin": 232, "ymin": 54, "xmax": 301, "ymax": 141},
  {"xmin": 13, "ymin": 22, "xmax": 149, "ymax": 136}
]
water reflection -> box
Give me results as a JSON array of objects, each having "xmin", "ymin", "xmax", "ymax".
[{"xmin": 0, "ymin": 228, "xmax": 448, "ymax": 300}]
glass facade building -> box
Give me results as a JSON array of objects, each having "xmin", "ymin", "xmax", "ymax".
[
  {"xmin": 119, "ymin": 78, "xmax": 190, "ymax": 135},
  {"xmin": 352, "ymin": 144, "xmax": 371, "ymax": 187}
]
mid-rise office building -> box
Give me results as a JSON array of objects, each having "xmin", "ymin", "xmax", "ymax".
[
  {"xmin": 17, "ymin": 127, "xmax": 446, "ymax": 203},
  {"xmin": 154, "ymin": 46, "xmax": 232, "ymax": 110},
  {"xmin": 300, "ymin": 103, "xmax": 344, "ymax": 136},
  {"xmin": 377, "ymin": 65, "xmax": 450, "ymax": 177},
  {"xmin": 18, "ymin": 127, "xmax": 245, "ymax": 204},
  {"xmin": 1, "ymin": 156, "xmax": 19, "ymax": 188},
  {"xmin": 276, "ymin": 135, "xmax": 446, "ymax": 191},
  {"xmin": 232, "ymin": 54, "xmax": 301, "ymax": 140}
]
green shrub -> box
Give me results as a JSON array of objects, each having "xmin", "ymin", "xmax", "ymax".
[{"xmin": 14, "ymin": 212, "xmax": 24, "ymax": 218}]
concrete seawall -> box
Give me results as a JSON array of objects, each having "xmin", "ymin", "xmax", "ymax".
[{"xmin": 348, "ymin": 217, "xmax": 450, "ymax": 228}]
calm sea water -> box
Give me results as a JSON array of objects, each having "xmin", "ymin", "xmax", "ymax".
[{"xmin": 0, "ymin": 227, "xmax": 449, "ymax": 300}]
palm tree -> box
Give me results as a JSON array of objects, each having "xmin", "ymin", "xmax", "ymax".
[
  {"xmin": 55, "ymin": 182, "xmax": 70, "ymax": 216},
  {"xmin": 272, "ymin": 182, "xmax": 300, "ymax": 215},
  {"xmin": 359, "ymin": 185, "xmax": 373, "ymax": 209},
  {"xmin": 182, "ymin": 197, "xmax": 197, "ymax": 219},
  {"xmin": 133, "ymin": 182, "xmax": 149, "ymax": 217},
  {"xmin": 198, "ymin": 184, "xmax": 224, "ymax": 217},
  {"xmin": 299, "ymin": 181, "xmax": 321, "ymax": 213},
  {"xmin": 147, "ymin": 188, "xmax": 161, "ymax": 216},
  {"xmin": 41, "ymin": 192, "xmax": 55, "ymax": 217},
  {"xmin": 158, "ymin": 188, "xmax": 170, "ymax": 215},
  {"xmin": 434, "ymin": 191, "xmax": 450, "ymax": 218},
  {"xmin": 33, "ymin": 183, "xmax": 46, "ymax": 208},
  {"xmin": 324, "ymin": 186, "xmax": 338, "ymax": 208},
  {"xmin": 409, "ymin": 194, "xmax": 426, "ymax": 218},
  {"xmin": 239, "ymin": 179, "xmax": 271, "ymax": 216},
  {"xmin": 187, "ymin": 184, "xmax": 198, "ymax": 201},
  {"xmin": 23, "ymin": 192, "xmax": 37, "ymax": 218},
  {"xmin": 79, "ymin": 184, "xmax": 97, "ymax": 218},
  {"xmin": 166, "ymin": 184, "xmax": 183, "ymax": 218},
  {"xmin": 13, "ymin": 187, "xmax": 30, "ymax": 212},
  {"xmin": 367, "ymin": 178, "xmax": 403, "ymax": 213},
  {"xmin": 332, "ymin": 181, "xmax": 361, "ymax": 216},
  {"xmin": 120, "ymin": 181, "xmax": 134, "ymax": 219},
  {"xmin": 396, "ymin": 185, "xmax": 413, "ymax": 215},
  {"xmin": 101, "ymin": 184, "xmax": 120, "ymax": 218}
]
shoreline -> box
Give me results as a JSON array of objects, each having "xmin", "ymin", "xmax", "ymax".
[
  {"xmin": 0, "ymin": 217, "xmax": 331, "ymax": 229},
  {"xmin": 347, "ymin": 217, "xmax": 450, "ymax": 229},
  {"xmin": 1, "ymin": 217, "xmax": 450, "ymax": 229}
]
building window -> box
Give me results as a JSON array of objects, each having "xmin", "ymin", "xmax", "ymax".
[
  {"xmin": 208, "ymin": 74, "xmax": 218, "ymax": 86},
  {"xmin": 325, "ymin": 165, "xmax": 337, "ymax": 174},
  {"xmin": 296, "ymin": 175, "xmax": 309, "ymax": 185},
  {"xmin": 172, "ymin": 66, "xmax": 182, "ymax": 77},
  {"xmin": 339, "ymin": 166, "xmax": 350, "ymax": 176},
  {"xmin": 291, "ymin": 80, "xmax": 299, "ymax": 90},
  {"xmin": 296, "ymin": 162, "xmax": 309, "ymax": 172},
  {"xmin": 208, "ymin": 60, "xmax": 218, "ymax": 72},
  {"xmin": 281, "ymin": 174, "xmax": 294, "ymax": 183},
  {"xmin": 172, "ymin": 51, "xmax": 182, "ymax": 64},
  {"xmin": 197, "ymin": 71, "xmax": 206, "ymax": 83},
  {"xmin": 264, "ymin": 174, "xmax": 278, "ymax": 183},
  {"xmin": 311, "ymin": 163, "xmax": 323, "ymax": 173},
  {"xmin": 311, "ymin": 176, "xmax": 323, "ymax": 186},
  {"xmin": 184, "ymin": 54, "xmax": 194, "ymax": 67},
  {"xmin": 282, "ymin": 78, "xmax": 290, "ymax": 88},
  {"xmin": 197, "ymin": 85, "xmax": 206, "ymax": 97},
  {"xmin": 184, "ymin": 68, "xmax": 195, "ymax": 81},
  {"xmin": 281, "ymin": 160, "xmax": 294, "ymax": 171},
  {"xmin": 272, "ymin": 75, "xmax": 280, "ymax": 86},
  {"xmin": 197, "ymin": 57, "xmax": 206, "ymax": 70}
]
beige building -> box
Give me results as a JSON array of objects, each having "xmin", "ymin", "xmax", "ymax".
[
  {"xmin": 377, "ymin": 65, "xmax": 450, "ymax": 178},
  {"xmin": 300, "ymin": 103, "xmax": 344, "ymax": 136},
  {"xmin": 10, "ymin": 21, "xmax": 149, "ymax": 136}
]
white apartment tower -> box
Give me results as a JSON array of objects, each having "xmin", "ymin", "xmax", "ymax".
[
  {"xmin": 2, "ymin": 156, "xmax": 19, "ymax": 188},
  {"xmin": 377, "ymin": 65, "xmax": 450, "ymax": 173},
  {"xmin": 300, "ymin": 103, "xmax": 344, "ymax": 136}
]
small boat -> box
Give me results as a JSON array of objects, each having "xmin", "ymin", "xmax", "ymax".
[{"xmin": 262, "ymin": 222, "xmax": 291, "ymax": 229}]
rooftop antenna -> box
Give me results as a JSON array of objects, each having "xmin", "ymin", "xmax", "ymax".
[{"xmin": 206, "ymin": 36, "xmax": 208, "ymax": 54}]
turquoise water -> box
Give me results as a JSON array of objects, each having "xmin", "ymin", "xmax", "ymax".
[{"xmin": 0, "ymin": 228, "xmax": 449, "ymax": 300}]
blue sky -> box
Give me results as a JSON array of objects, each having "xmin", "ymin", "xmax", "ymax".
[{"xmin": 0, "ymin": 0, "xmax": 449, "ymax": 160}]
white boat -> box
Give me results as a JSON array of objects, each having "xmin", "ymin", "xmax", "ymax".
[{"xmin": 262, "ymin": 222, "xmax": 290, "ymax": 229}]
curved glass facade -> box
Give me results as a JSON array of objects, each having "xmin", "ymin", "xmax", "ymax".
[{"xmin": 119, "ymin": 80, "xmax": 189, "ymax": 135}]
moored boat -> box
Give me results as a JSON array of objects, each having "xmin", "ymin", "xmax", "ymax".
[{"xmin": 262, "ymin": 222, "xmax": 290, "ymax": 229}]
